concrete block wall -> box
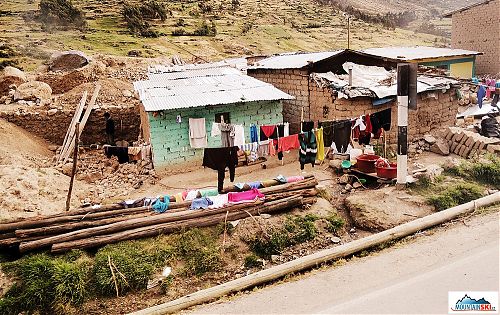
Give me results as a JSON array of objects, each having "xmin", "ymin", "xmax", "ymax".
[
  {"xmin": 450, "ymin": 0, "xmax": 500, "ymax": 75},
  {"xmin": 149, "ymin": 100, "xmax": 283, "ymax": 169},
  {"xmin": 308, "ymin": 83, "xmax": 459, "ymax": 144},
  {"xmin": 248, "ymin": 69, "xmax": 309, "ymax": 134},
  {"xmin": 0, "ymin": 105, "xmax": 140, "ymax": 145}
]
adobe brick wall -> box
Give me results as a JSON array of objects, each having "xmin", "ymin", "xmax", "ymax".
[
  {"xmin": 248, "ymin": 69, "xmax": 310, "ymax": 134},
  {"xmin": 0, "ymin": 105, "xmax": 141, "ymax": 145},
  {"xmin": 309, "ymin": 82, "xmax": 459, "ymax": 144},
  {"xmin": 450, "ymin": 0, "xmax": 500, "ymax": 75}
]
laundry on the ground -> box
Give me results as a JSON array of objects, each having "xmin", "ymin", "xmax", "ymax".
[{"xmin": 227, "ymin": 188, "xmax": 265, "ymax": 204}]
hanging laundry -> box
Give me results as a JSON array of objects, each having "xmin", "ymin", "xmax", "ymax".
[
  {"xmin": 228, "ymin": 188, "xmax": 265, "ymax": 204},
  {"xmin": 190, "ymin": 197, "xmax": 214, "ymax": 210},
  {"xmin": 208, "ymin": 193, "xmax": 229, "ymax": 209},
  {"xmin": 260, "ymin": 125, "xmax": 277, "ymax": 141},
  {"xmin": 364, "ymin": 114, "xmax": 372, "ymax": 134},
  {"xmin": 299, "ymin": 131, "xmax": 317, "ymax": 170},
  {"xmin": 202, "ymin": 146, "xmax": 238, "ymax": 193},
  {"xmin": 277, "ymin": 134, "xmax": 300, "ymax": 152},
  {"xmin": 152, "ymin": 195, "xmax": 170, "ymax": 213},
  {"xmin": 258, "ymin": 140, "xmax": 270, "ymax": 156},
  {"xmin": 220, "ymin": 123, "xmax": 235, "ymax": 147},
  {"xmin": 372, "ymin": 108, "xmax": 392, "ymax": 131},
  {"xmin": 233, "ymin": 124, "xmax": 245, "ymax": 146},
  {"xmin": 189, "ymin": 118, "xmax": 207, "ymax": 148},
  {"xmin": 284, "ymin": 122, "xmax": 290, "ymax": 136},
  {"xmin": 315, "ymin": 127, "xmax": 325, "ymax": 161},
  {"xmin": 211, "ymin": 122, "xmax": 221, "ymax": 137},
  {"xmin": 302, "ymin": 121, "xmax": 314, "ymax": 132},
  {"xmin": 250, "ymin": 125, "xmax": 259, "ymax": 143},
  {"xmin": 333, "ymin": 120, "xmax": 351, "ymax": 153},
  {"xmin": 268, "ymin": 139, "xmax": 277, "ymax": 156},
  {"xmin": 239, "ymin": 142, "xmax": 259, "ymax": 162},
  {"xmin": 477, "ymin": 85, "xmax": 486, "ymax": 108},
  {"xmin": 277, "ymin": 124, "xmax": 285, "ymax": 137}
]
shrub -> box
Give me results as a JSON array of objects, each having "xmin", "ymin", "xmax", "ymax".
[
  {"xmin": 241, "ymin": 21, "xmax": 253, "ymax": 34},
  {"xmin": 198, "ymin": 2, "xmax": 213, "ymax": 14},
  {"xmin": 244, "ymin": 254, "xmax": 261, "ymax": 268},
  {"xmin": 172, "ymin": 28, "xmax": 187, "ymax": 36},
  {"xmin": 0, "ymin": 253, "xmax": 90, "ymax": 315},
  {"xmin": 325, "ymin": 212, "xmax": 345, "ymax": 234},
  {"xmin": 427, "ymin": 183, "xmax": 484, "ymax": 211},
  {"xmin": 122, "ymin": 1, "xmax": 169, "ymax": 37},
  {"xmin": 174, "ymin": 228, "xmax": 222, "ymax": 275},
  {"xmin": 193, "ymin": 20, "xmax": 217, "ymax": 36},
  {"xmin": 38, "ymin": 0, "xmax": 87, "ymax": 29},
  {"xmin": 246, "ymin": 215, "xmax": 318, "ymax": 258},
  {"xmin": 447, "ymin": 154, "xmax": 500, "ymax": 188}
]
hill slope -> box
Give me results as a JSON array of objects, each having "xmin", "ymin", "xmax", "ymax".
[{"xmin": 0, "ymin": 0, "xmax": 446, "ymax": 70}]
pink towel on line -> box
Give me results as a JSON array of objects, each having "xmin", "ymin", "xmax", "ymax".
[{"xmin": 227, "ymin": 188, "xmax": 265, "ymax": 204}]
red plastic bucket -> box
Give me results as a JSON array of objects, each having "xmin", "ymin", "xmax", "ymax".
[
  {"xmin": 355, "ymin": 154, "xmax": 380, "ymax": 173},
  {"xmin": 376, "ymin": 163, "xmax": 397, "ymax": 179}
]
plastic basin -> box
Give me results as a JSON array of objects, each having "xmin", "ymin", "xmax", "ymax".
[
  {"xmin": 355, "ymin": 154, "xmax": 380, "ymax": 173},
  {"xmin": 376, "ymin": 163, "xmax": 397, "ymax": 179}
]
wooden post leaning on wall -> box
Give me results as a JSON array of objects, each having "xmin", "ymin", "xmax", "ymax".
[{"xmin": 66, "ymin": 123, "xmax": 80, "ymax": 212}]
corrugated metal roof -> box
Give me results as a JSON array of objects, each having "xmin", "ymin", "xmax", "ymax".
[
  {"xmin": 249, "ymin": 51, "xmax": 344, "ymax": 70},
  {"xmin": 361, "ymin": 46, "xmax": 482, "ymax": 61},
  {"xmin": 134, "ymin": 65, "xmax": 293, "ymax": 112},
  {"xmin": 443, "ymin": 0, "xmax": 493, "ymax": 17}
]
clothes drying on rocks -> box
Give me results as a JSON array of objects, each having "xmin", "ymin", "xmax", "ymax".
[{"xmin": 208, "ymin": 194, "xmax": 229, "ymax": 209}]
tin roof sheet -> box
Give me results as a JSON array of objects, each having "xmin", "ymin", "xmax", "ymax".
[
  {"xmin": 361, "ymin": 46, "xmax": 482, "ymax": 61},
  {"xmin": 249, "ymin": 51, "xmax": 344, "ymax": 70},
  {"xmin": 134, "ymin": 65, "xmax": 293, "ymax": 111}
]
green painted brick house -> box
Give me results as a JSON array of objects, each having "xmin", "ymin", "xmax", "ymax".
[{"xmin": 134, "ymin": 64, "xmax": 293, "ymax": 169}]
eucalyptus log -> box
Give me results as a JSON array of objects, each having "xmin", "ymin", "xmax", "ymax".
[
  {"xmin": 20, "ymin": 200, "xmax": 264, "ymax": 252},
  {"xmin": 51, "ymin": 196, "xmax": 304, "ymax": 253}
]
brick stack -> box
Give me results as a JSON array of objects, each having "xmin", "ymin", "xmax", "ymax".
[{"xmin": 445, "ymin": 127, "xmax": 500, "ymax": 158}]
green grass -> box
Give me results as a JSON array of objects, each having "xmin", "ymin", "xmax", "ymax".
[
  {"xmin": 245, "ymin": 215, "xmax": 318, "ymax": 258},
  {"xmin": 325, "ymin": 211, "xmax": 345, "ymax": 234},
  {"xmin": 446, "ymin": 154, "xmax": 500, "ymax": 189},
  {"xmin": 427, "ymin": 183, "xmax": 484, "ymax": 211}
]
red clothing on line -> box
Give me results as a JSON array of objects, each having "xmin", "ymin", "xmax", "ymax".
[
  {"xmin": 261, "ymin": 125, "xmax": 276, "ymax": 138},
  {"xmin": 278, "ymin": 134, "xmax": 300, "ymax": 152},
  {"xmin": 364, "ymin": 114, "xmax": 372, "ymax": 134}
]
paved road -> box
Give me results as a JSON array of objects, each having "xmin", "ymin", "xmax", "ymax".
[{"xmin": 191, "ymin": 212, "xmax": 499, "ymax": 314}]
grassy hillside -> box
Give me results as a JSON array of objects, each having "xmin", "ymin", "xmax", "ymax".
[{"xmin": 0, "ymin": 0, "xmax": 446, "ymax": 71}]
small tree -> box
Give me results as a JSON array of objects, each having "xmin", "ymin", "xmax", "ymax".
[{"xmin": 38, "ymin": 0, "xmax": 87, "ymax": 29}]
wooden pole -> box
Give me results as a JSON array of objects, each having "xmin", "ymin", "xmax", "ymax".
[
  {"xmin": 65, "ymin": 123, "xmax": 80, "ymax": 212},
  {"xmin": 129, "ymin": 193, "xmax": 500, "ymax": 315},
  {"xmin": 58, "ymin": 91, "xmax": 87, "ymax": 163}
]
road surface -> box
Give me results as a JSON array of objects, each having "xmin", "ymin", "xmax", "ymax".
[{"xmin": 190, "ymin": 212, "xmax": 499, "ymax": 314}]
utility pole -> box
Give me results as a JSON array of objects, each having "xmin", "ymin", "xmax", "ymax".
[
  {"xmin": 396, "ymin": 63, "xmax": 418, "ymax": 186},
  {"xmin": 347, "ymin": 16, "xmax": 351, "ymax": 49}
]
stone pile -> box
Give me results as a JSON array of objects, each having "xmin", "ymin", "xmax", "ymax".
[{"xmin": 444, "ymin": 127, "xmax": 500, "ymax": 158}]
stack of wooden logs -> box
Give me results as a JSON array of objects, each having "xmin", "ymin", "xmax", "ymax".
[
  {"xmin": 445, "ymin": 127, "xmax": 500, "ymax": 158},
  {"xmin": 0, "ymin": 176, "xmax": 318, "ymax": 254}
]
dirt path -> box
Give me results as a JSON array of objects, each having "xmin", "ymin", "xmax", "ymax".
[{"xmin": 189, "ymin": 210, "xmax": 499, "ymax": 314}]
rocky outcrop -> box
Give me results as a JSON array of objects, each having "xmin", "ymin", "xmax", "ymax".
[
  {"xmin": 0, "ymin": 66, "xmax": 26, "ymax": 96},
  {"xmin": 13, "ymin": 81, "xmax": 52, "ymax": 102}
]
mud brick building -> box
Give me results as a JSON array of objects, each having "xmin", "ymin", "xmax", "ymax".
[
  {"xmin": 134, "ymin": 63, "xmax": 292, "ymax": 169},
  {"xmin": 444, "ymin": 0, "xmax": 500, "ymax": 75}
]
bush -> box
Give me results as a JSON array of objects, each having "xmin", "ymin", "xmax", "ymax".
[
  {"xmin": 122, "ymin": 1, "xmax": 169, "ymax": 37},
  {"xmin": 174, "ymin": 228, "xmax": 222, "ymax": 275},
  {"xmin": 246, "ymin": 215, "xmax": 318, "ymax": 258},
  {"xmin": 172, "ymin": 28, "xmax": 187, "ymax": 36},
  {"xmin": 0, "ymin": 253, "xmax": 90, "ymax": 315},
  {"xmin": 38, "ymin": 0, "xmax": 87, "ymax": 29},
  {"xmin": 427, "ymin": 183, "xmax": 484, "ymax": 211},
  {"xmin": 325, "ymin": 212, "xmax": 345, "ymax": 234},
  {"xmin": 193, "ymin": 20, "xmax": 217, "ymax": 36},
  {"xmin": 244, "ymin": 254, "xmax": 261, "ymax": 268},
  {"xmin": 241, "ymin": 21, "xmax": 253, "ymax": 34},
  {"xmin": 447, "ymin": 154, "xmax": 500, "ymax": 189}
]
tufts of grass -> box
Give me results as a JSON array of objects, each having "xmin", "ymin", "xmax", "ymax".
[
  {"xmin": 245, "ymin": 215, "xmax": 318, "ymax": 258},
  {"xmin": 427, "ymin": 183, "xmax": 484, "ymax": 211},
  {"xmin": 446, "ymin": 154, "xmax": 500, "ymax": 189},
  {"xmin": 174, "ymin": 228, "xmax": 222, "ymax": 275},
  {"xmin": 244, "ymin": 254, "xmax": 261, "ymax": 268},
  {"xmin": 0, "ymin": 253, "xmax": 91, "ymax": 315},
  {"xmin": 325, "ymin": 212, "xmax": 345, "ymax": 234}
]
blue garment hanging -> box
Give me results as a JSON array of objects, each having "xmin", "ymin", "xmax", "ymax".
[
  {"xmin": 250, "ymin": 125, "xmax": 259, "ymax": 143},
  {"xmin": 478, "ymin": 85, "xmax": 486, "ymax": 108}
]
